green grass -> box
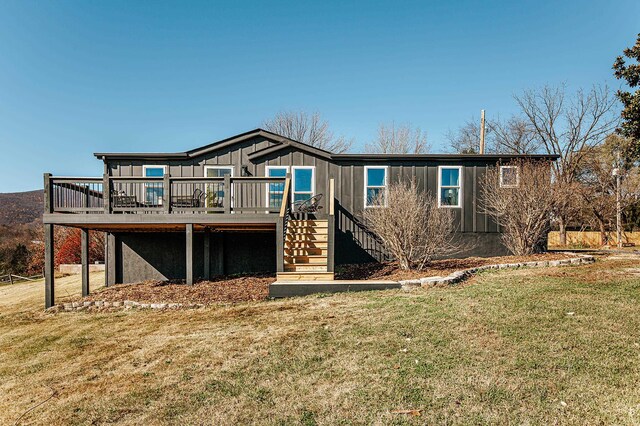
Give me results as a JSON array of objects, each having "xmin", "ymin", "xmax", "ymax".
[{"xmin": 0, "ymin": 256, "xmax": 639, "ymax": 424}]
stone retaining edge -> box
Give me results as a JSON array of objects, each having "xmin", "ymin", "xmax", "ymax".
[
  {"xmin": 47, "ymin": 253, "xmax": 596, "ymax": 311},
  {"xmin": 397, "ymin": 253, "xmax": 596, "ymax": 290}
]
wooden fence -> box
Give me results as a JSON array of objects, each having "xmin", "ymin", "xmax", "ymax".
[
  {"xmin": 0, "ymin": 274, "xmax": 44, "ymax": 285},
  {"xmin": 548, "ymin": 231, "xmax": 640, "ymax": 248}
]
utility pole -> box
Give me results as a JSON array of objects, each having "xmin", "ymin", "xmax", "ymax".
[
  {"xmin": 613, "ymin": 150, "xmax": 622, "ymax": 249},
  {"xmin": 479, "ymin": 110, "xmax": 486, "ymax": 154}
]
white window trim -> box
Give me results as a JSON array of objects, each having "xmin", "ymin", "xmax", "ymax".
[
  {"xmin": 437, "ymin": 165, "xmax": 463, "ymax": 208},
  {"xmin": 142, "ymin": 165, "xmax": 167, "ymax": 205},
  {"xmin": 265, "ymin": 165, "xmax": 290, "ymax": 211},
  {"xmin": 499, "ymin": 165, "xmax": 520, "ymax": 188},
  {"xmin": 204, "ymin": 165, "xmax": 234, "ymax": 209},
  {"xmin": 204, "ymin": 165, "xmax": 234, "ymax": 178},
  {"xmin": 364, "ymin": 165, "xmax": 388, "ymax": 208},
  {"xmin": 291, "ymin": 166, "xmax": 315, "ymax": 205}
]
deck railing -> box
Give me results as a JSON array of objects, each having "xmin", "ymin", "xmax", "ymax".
[{"xmin": 44, "ymin": 174, "xmax": 287, "ymax": 215}]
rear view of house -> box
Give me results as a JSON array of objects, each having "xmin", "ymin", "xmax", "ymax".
[{"xmin": 42, "ymin": 128, "xmax": 557, "ymax": 307}]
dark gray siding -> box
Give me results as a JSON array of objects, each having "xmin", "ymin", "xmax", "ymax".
[
  {"xmin": 105, "ymin": 137, "xmax": 509, "ymax": 265},
  {"xmin": 114, "ymin": 230, "xmax": 277, "ymax": 284}
]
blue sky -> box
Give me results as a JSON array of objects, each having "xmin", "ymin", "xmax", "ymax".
[{"xmin": 0, "ymin": 0, "xmax": 637, "ymax": 192}]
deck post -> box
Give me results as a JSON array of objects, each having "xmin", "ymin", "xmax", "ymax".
[
  {"xmin": 327, "ymin": 178, "xmax": 335, "ymax": 273},
  {"xmin": 81, "ymin": 228, "xmax": 90, "ymax": 297},
  {"xmin": 276, "ymin": 218, "xmax": 284, "ymax": 273},
  {"xmin": 103, "ymin": 174, "xmax": 111, "ymax": 214},
  {"xmin": 43, "ymin": 173, "xmax": 53, "ymax": 214},
  {"xmin": 186, "ymin": 224, "xmax": 194, "ymax": 285},
  {"xmin": 224, "ymin": 175, "xmax": 231, "ymax": 214},
  {"xmin": 164, "ymin": 173, "xmax": 171, "ymax": 214},
  {"xmin": 203, "ymin": 228, "xmax": 210, "ymax": 280},
  {"xmin": 44, "ymin": 223, "xmax": 55, "ymax": 309},
  {"xmin": 106, "ymin": 233, "xmax": 116, "ymax": 287},
  {"xmin": 104, "ymin": 232, "xmax": 109, "ymax": 287}
]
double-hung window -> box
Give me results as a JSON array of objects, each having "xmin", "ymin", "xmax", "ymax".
[
  {"xmin": 292, "ymin": 166, "xmax": 315, "ymax": 204},
  {"xmin": 438, "ymin": 166, "xmax": 462, "ymax": 208},
  {"xmin": 204, "ymin": 166, "xmax": 233, "ymax": 208},
  {"xmin": 142, "ymin": 165, "xmax": 166, "ymax": 205},
  {"xmin": 265, "ymin": 166, "xmax": 289, "ymax": 209},
  {"xmin": 499, "ymin": 165, "xmax": 519, "ymax": 188},
  {"xmin": 364, "ymin": 166, "xmax": 388, "ymax": 207}
]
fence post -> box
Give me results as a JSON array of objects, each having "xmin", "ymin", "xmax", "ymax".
[
  {"xmin": 224, "ymin": 175, "xmax": 231, "ymax": 214},
  {"xmin": 9, "ymin": 274, "xmax": 13, "ymax": 285}
]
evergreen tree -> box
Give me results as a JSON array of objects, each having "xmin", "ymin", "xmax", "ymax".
[{"xmin": 613, "ymin": 33, "xmax": 640, "ymax": 156}]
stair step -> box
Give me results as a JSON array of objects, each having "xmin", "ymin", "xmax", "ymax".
[
  {"xmin": 286, "ymin": 227, "xmax": 328, "ymax": 235},
  {"xmin": 286, "ymin": 233, "xmax": 328, "ymax": 242},
  {"xmin": 285, "ymin": 240, "xmax": 328, "ymax": 247},
  {"xmin": 284, "ymin": 255, "xmax": 328, "ymax": 264},
  {"xmin": 276, "ymin": 272, "xmax": 335, "ymax": 282},
  {"xmin": 289, "ymin": 220, "xmax": 328, "ymax": 226},
  {"xmin": 284, "ymin": 248, "xmax": 327, "ymax": 256},
  {"xmin": 284, "ymin": 264, "xmax": 328, "ymax": 272}
]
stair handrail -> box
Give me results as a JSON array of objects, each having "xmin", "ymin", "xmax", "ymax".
[{"xmin": 279, "ymin": 174, "xmax": 292, "ymax": 218}]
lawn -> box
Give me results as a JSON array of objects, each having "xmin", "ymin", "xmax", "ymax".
[{"xmin": 1, "ymin": 255, "xmax": 639, "ymax": 425}]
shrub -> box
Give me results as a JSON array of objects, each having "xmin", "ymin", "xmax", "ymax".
[
  {"xmin": 363, "ymin": 180, "xmax": 457, "ymax": 270},
  {"xmin": 481, "ymin": 160, "xmax": 557, "ymax": 255}
]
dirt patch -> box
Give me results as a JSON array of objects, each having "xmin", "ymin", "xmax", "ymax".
[
  {"xmin": 81, "ymin": 274, "xmax": 275, "ymax": 305},
  {"xmin": 335, "ymin": 253, "xmax": 577, "ymax": 281}
]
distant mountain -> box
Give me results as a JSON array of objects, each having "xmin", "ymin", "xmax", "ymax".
[{"xmin": 0, "ymin": 190, "xmax": 43, "ymax": 226}]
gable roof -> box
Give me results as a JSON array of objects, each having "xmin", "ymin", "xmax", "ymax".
[
  {"xmin": 94, "ymin": 128, "xmax": 560, "ymax": 162},
  {"xmin": 94, "ymin": 128, "xmax": 333, "ymax": 161}
]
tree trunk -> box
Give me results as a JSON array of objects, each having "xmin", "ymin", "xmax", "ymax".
[
  {"xmin": 558, "ymin": 217, "xmax": 567, "ymax": 246},
  {"xmin": 598, "ymin": 218, "xmax": 607, "ymax": 246}
]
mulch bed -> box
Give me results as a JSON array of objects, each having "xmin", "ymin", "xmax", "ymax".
[
  {"xmin": 335, "ymin": 253, "xmax": 575, "ymax": 282},
  {"xmin": 78, "ymin": 253, "xmax": 576, "ymax": 305},
  {"xmin": 83, "ymin": 274, "xmax": 275, "ymax": 305}
]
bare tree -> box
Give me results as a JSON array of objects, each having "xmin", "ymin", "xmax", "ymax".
[
  {"xmin": 577, "ymin": 134, "xmax": 640, "ymax": 245},
  {"xmin": 263, "ymin": 111, "xmax": 352, "ymax": 153},
  {"xmin": 490, "ymin": 116, "xmax": 541, "ymax": 154},
  {"xmin": 481, "ymin": 160, "xmax": 557, "ymax": 255},
  {"xmin": 365, "ymin": 122, "xmax": 430, "ymax": 154},
  {"xmin": 363, "ymin": 180, "xmax": 457, "ymax": 270},
  {"xmin": 514, "ymin": 84, "xmax": 619, "ymax": 245},
  {"xmin": 448, "ymin": 115, "xmax": 540, "ymax": 154},
  {"xmin": 446, "ymin": 118, "xmax": 482, "ymax": 154}
]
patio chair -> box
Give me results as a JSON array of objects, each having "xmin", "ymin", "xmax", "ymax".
[{"xmin": 293, "ymin": 194, "xmax": 323, "ymax": 214}]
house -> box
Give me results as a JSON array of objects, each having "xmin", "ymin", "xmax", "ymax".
[{"xmin": 42, "ymin": 128, "xmax": 557, "ymax": 307}]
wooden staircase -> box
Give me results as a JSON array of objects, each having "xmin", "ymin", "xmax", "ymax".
[{"xmin": 277, "ymin": 219, "xmax": 334, "ymax": 281}]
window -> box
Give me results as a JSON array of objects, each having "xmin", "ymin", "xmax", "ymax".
[
  {"xmin": 265, "ymin": 166, "xmax": 289, "ymax": 209},
  {"xmin": 292, "ymin": 166, "xmax": 315, "ymax": 203},
  {"xmin": 142, "ymin": 165, "xmax": 166, "ymax": 205},
  {"xmin": 438, "ymin": 166, "xmax": 462, "ymax": 208},
  {"xmin": 500, "ymin": 165, "xmax": 519, "ymax": 187},
  {"xmin": 364, "ymin": 166, "xmax": 388, "ymax": 207},
  {"xmin": 204, "ymin": 166, "xmax": 233, "ymax": 208}
]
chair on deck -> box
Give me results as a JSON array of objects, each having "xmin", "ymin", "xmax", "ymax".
[
  {"xmin": 293, "ymin": 194, "xmax": 323, "ymax": 214},
  {"xmin": 111, "ymin": 190, "xmax": 137, "ymax": 210},
  {"xmin": 172, "ymin": 188, "xmax": 207, "ymax": 208}
]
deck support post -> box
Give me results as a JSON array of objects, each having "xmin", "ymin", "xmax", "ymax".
[
  {"xmin": 106, "ymin": 233, "xmax": 116, "ymax": 287},
  {"xmin": 44, "ymin": 223, "xmax": 55, "ymax": 309},
  {"xmin": 186, "ymin": 224, "xmax": 194, "ymax": 285},
  {"xmin": 81, "ymin": 228, "xmax": 90, "ymax": 297},
  {"xmin": 203, "ymin": 228, "xmax": 210, "ymax": 280},
  {"xmin": 276, "ymin": 219, "xmax": 284, "ymax": 273}
]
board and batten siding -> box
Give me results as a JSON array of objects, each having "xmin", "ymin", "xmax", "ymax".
[{"xmin": 105, "ymin": 136, "xmax": 501, "ymax": 263}]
